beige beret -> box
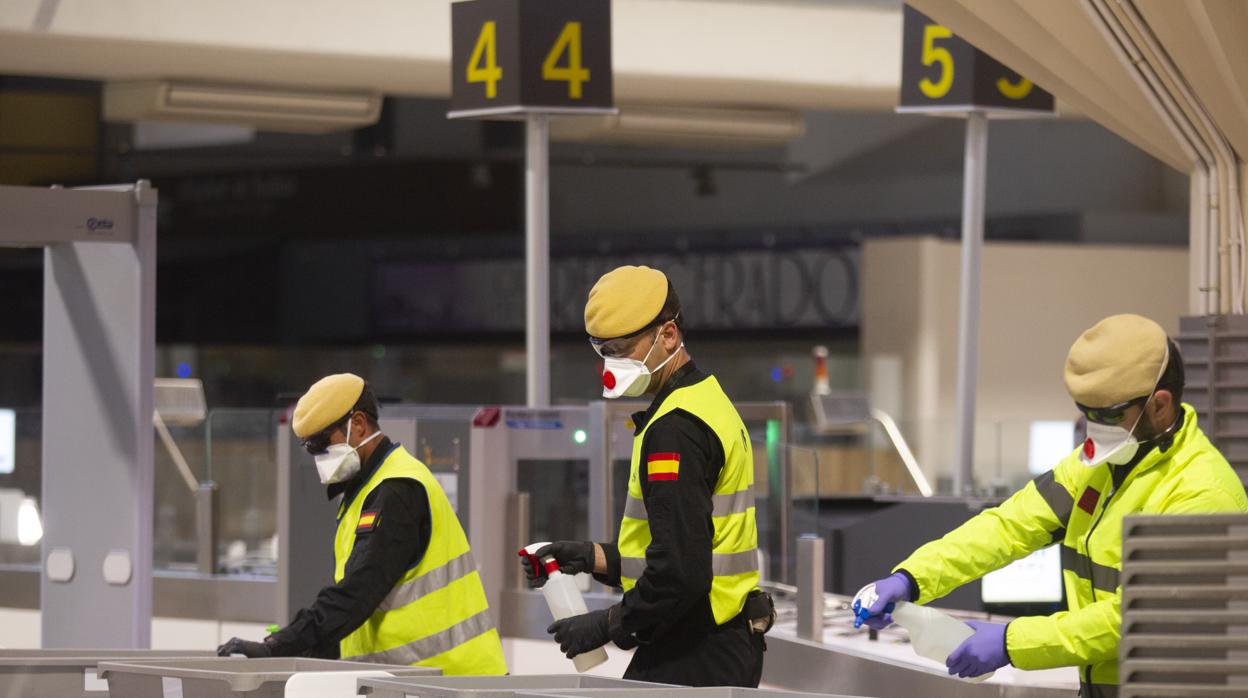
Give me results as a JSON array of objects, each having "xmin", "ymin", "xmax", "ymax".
[
  {"xmin": 292, "ymin": 373, "xmax": 365, "ymax": 438},
  {"xmin": 1064, "ymin": 314, "xmax": 1169, "ymax": 408},
  {"xmin": 584, "ymin": 266, "xmax": 669, "ymax": 339}
]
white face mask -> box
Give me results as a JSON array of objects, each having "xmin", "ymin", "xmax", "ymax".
[
  {"xmin": 1078, "ymin": 344, "xmax": 1170, "ymax": 468},
  {"xmin": 314, "ymin": 413, "xmax": 382, "ymax": 484},
  {"xmin": 1080, "ymin": 414, "xmax": 1145, "ymax": 467},
  {"xmin": 601, "ymin": 332, "xmax": 684, "ymax": 399}
]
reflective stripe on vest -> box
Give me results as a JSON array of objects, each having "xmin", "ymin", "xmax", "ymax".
[
  {"xmin": 376, "ymin": 550, "xmax": 479, "ymax": 613},
  {"xmin": 1060, "ymin": 545, "xmax": 1120, "ymax": 593},
  {"xmin": 622, "ymin": 486, "xmax": 756, "ymax": 521},
  {"xmin": 334, "ymin": 445, "xmax": 507, "ymax": 676},
  {"xmin": 617, "ymin": 375, "xmax": 760, "ymax": 626},
  {"xmin": 621, "ymin": 548, "xmax": 759, "ymax": 580},
  {"xmin": 342, "ymin": 608, "xmax": 497, "ymax": 666}
]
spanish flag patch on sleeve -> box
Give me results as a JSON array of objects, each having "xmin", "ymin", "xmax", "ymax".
[
  {"xmin": 647, "ymin": 452, "xmax": 680, "ymax": 481},
  {"xmin": 356, "ymin": 510, "xmax": 380, "ymax": 533}
]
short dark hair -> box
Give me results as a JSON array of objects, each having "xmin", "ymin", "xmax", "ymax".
[
  {"xmin": 353, "ymin": 383, "xmax": 381, "ymax": 428},
  {"xmin": 1157, "ymin": 339, "xmax": 1184, "ymax": 404},
  {"xmin": 656, "ymin": 282, "xmax": 683, "ymax": 335}
]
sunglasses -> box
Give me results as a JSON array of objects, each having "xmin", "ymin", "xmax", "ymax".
[
  {"xmin": 1076, "ymin": 395, "xmax": 1150, "ymax": 426},
  {"xmin": 301, "ymin": 416, "xmax": 350, "ymax": 454}
]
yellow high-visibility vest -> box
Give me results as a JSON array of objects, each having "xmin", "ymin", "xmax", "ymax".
[
  {"xmin": 334, "ymin": 444, "xmax": 507, "ymax": 676},
  {"xmin": 895, "ymin": 405, "xmax": 1247, "ymax": 697},
  {"xmin": 617, "ymin": 375, "xmax": 760, "ymax": 625}
]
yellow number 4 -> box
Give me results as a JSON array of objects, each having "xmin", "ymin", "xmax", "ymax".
[
  {"xmin": 467, "ymin": 21, "xmax": 502, "ymax": 99},
  {"xmin": 543, "ymin": 22, "xmax": 590, "ymax": 99}
]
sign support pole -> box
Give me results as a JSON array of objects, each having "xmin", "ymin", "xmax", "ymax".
[
  {"xmin": 953, "ymin": 110, "xmax": 988, "ymax": 495},
  {"xmin": 525, "ymin": 113, "xmax": 551, "ymax": 408}
]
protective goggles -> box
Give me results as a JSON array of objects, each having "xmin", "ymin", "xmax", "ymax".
[
  {"xmin": 1076, "ymin": 395, "xmax": 1150, "ymax": 426},
  {"xmin": 588, "ymin": 314, "xmax": 679, "ymax": 359}
]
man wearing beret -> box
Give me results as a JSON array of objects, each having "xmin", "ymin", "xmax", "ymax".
[
  {"xmin": 219, "ymin": 374, "xmax": 507, "ymax": 675},
  {"xmin": 523, "ymin": 265, "xmax": 773, "ymax": 687},
  {"xmin": 854, "ymin": 314, "xmax": 1248, "ymax": 697}
]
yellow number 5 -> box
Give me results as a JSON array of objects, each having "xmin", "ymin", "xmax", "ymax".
[
  {"xmin": 467, "ymin": 21, "xmax": 502, "ymax": 99},
  {"xmin": 919, "ymin": 23, "xmax": 954, "ymax": 99},
  {"xmin": 543, "ymin": 22, "xmax": 590, "ymax": 99}
]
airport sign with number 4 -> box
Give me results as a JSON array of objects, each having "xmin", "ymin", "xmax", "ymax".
[{"xmin": 449, "ymin": 0, "xmax": 614, "ymax": 119}]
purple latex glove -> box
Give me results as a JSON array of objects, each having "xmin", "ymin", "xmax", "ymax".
[
  {"xmin": 946, "ymin": 620, "xmax": 1010, "ymax": 679},
  {"xmin": 851, "ymin": 572, "xmax": 912, "ymax": 630}
]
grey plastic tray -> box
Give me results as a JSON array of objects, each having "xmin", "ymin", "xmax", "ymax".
[
  {"xmin": 0, "ymin": 649, "xmax": 213, "ymax": 698},
  {"xmin": 99, "ymin": 657, "xmax": 442, "ymax": 697},
  {"xmin": 357, "ymin": 674, "xmax": 667, "ymax": 698},
  {"xmin": 516, "ymin": 690, "xmax": 859, "ymax": 698}
]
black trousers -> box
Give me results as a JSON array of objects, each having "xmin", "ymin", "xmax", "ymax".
[{"xmin": 622, "ymin": 616, "xmax": 765, "ymax": 688}]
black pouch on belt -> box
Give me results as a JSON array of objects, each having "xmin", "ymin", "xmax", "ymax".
[{"xmin": 744, "ymin": 590, "xmax": 776, "ymax": 635}]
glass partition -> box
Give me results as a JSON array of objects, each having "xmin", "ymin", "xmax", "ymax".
[
  {"xmin": 152, "ymin": 415, "xmax": 207, "ymax": 571},
  {"xmin": 409, "ymin": 415, "xmax": 470, "ymax": 517},
  {"xmin": 517, "ymin": 459, "xmax": 590, "ymax": 544},
  {"xmin": 203, "ymin": 409, "xmax": 280, "ymax": 575}
]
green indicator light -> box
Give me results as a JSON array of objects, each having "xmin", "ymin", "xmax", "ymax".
[{"xmin": 573, "ymin": 429, "xmax": 588, "ymax": 444}]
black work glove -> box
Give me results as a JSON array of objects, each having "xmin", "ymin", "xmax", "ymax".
[
  {"xmin": 522, "ymin": 541, "xmax": 595, "ymax": 588},
  {"xmin": 217, "ymin": 637, "xmax": 273, "ymax": 658},
  {"xmin": 547, "ymin": 608, "xmax": 610, "ymax": 659}
]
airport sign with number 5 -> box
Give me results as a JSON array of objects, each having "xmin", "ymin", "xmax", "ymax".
[{"xmin": 898, "ymin": 4, "xmax": 1053, "ymax": 114}]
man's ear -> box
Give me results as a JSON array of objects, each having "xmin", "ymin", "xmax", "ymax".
[
  {"xmin": 661, "ymin": 321, "xmax": 681, "ymax": 351},
  {"xmin": 1151, "ymin": 389, "xmax": 1173, "ymax": 417}
]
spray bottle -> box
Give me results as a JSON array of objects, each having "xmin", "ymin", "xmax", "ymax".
[
  {"xmin": 519, "ymin": 542, "xmax": 609, "ymax": 673},
  {"xmin": 853, "ymin": 594, "xmax": 993, "ymax": 683}
]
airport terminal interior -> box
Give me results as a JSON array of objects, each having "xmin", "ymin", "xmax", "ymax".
[{"xmin": 1, "ymin": 1, "xmax": 1247, "ymax": 697}]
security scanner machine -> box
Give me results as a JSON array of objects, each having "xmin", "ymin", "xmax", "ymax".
[{"xmin": 0, "ymin": 182, "xmax": 157, "ymax": 648}]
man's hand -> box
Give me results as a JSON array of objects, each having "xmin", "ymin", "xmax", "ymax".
[
  {"xmin": 216, "ymin": 637, "xmax": 272, "ymax": 658},
  {"xmin": 851, "ymin": 572, "xmax": 913, "ymax": 630},
  {"xmin": 946, "ymin": 621, "xmax": 1010, "ymax": 679},
  {"xmin": 547, "ymin": 608, "xmax": 610, "ymax": 659},
  {"xmin": 521, "ymin": 541, "xmax": 596, "ymax": 588}
]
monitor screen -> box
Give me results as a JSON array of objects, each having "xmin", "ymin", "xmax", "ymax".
[
  {"xmin": 981, "ymin": 544, "xmax": 1064, "ymax": 604},
  {"xmin": 1029, "ymin": 420, "xmax": 1076, "ymax": 476}
]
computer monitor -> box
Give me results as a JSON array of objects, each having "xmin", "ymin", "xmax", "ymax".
[{"xmin": 981, "ymin": 544, "xmax": 1064, "ymax": 605}]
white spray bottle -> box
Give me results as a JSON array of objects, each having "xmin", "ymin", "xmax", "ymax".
[
  {"xmin": 519, "ymin": 542, "xmax": 609, "ymax": 673},
  {"xmin": 853, "ymin": 586, "xmax": 993, "ymax": 683},
  {"xmin": 891, "ymin": 601, "xmax": 994, "ymax": 683}
]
